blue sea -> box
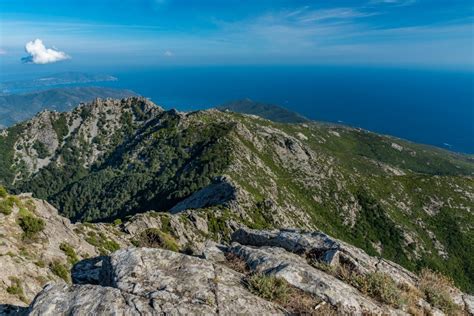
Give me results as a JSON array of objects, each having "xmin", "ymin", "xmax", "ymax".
[{"xmin": 3, "ymin": 65, "xmax": 474, "ymax": 154}]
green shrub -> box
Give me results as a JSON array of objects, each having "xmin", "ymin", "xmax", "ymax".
[
  {"xmin": 85, "ymin": 232, "xmax": 120, "ymax": 254},
  {"xmin": 50, "ymin": 261, "xmax": 70, "ymax": 283},
  {"xmin": 246, "ymin": 274, "xmax": 289, "ymax": 302},
  {"xmin": 6, "ymin": 277, "xmax": 23, "ymax": 296},
  {"xmin": 60, "ymin": 242, "xmax": 79, "ymax": 265},
  {"xmin": 34, "ymin": 260, "xmax": 46, "ymax": 268},
  {"xmin": 18, "ymin": 215, "xmax": 45, "ymax": 239},
  {"xmin": 138, "ymin": 228, "xmax": 180, "ymax": 252},
  {"xmin": 0, "ymin": 186, "xmax": 7, "ymax": 198},
  {"xmin": 0, "ymin": 199, "xmax": 13, "ymax": 215},
  {"xmin": 113, "ymin": 218, "xmax": 122, "ymax": 226}
]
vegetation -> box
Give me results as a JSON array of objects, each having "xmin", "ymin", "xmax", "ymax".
[
  {"xmin": 18, "ymin": 213, "xmax": 45, "ymax": 239},
  {"xmin": 6, "ymin": 277, "xmax": 23, "ymax": 295},
  {"xmin": 244, "ymin": 273, "xmax": 325, "ymax": 314},
  {"xmin": 246, "ymin": 274, "xmax": 289, "ymax": 301},
  {"xmin": 1, "ymin": 99, "xmax": 473, "ymax": 292},
  {"xmin": 32, "ymin": 141, "xmax": 50, "ymax": 159},
  {"xmin": 60, "ymin": 242, "xmax": 79, "ymax": 265},
  {"xmin": 137, "ymin": 228, "xmax": 180, "ymax": 252},
  {"xmin": 0, "ymin": 196, "xmax": 15, "ymax": 215},
  {"xmin": 418, "ymin": 269, "xmax": 462, "ymax": 315},
  {"xmin": 0, "ymin": 186, "xmax": 7, "ymax": 198},
  {"xmin": 49, "ymin": 261, "xmax": 70, "ymax": 283},
  {"xmin": 84, "ymin": 231, "xmax": 120, "ymax": 255}
]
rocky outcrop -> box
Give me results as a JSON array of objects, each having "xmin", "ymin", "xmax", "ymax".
[
  {"xmin": 170, "ymin": 177, "xmax": 238, "ymax": 213},
  {"xmin": 0, "ymin": 194, "xmax": 98, "ymax": 306},
  {"xmin": 28, "ymin": 248, "xmax": 283, "ymax": 315},
  {"xmin": 231, "ymin": 228, "xmax": 418, "ymax": 287},
  {"xmin": 7, "ymin": 227, "xmax": 474, "ymax": 315}
]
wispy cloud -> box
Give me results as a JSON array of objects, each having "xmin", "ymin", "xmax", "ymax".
[
  {"xmin": 0, "ymin": 48, "xmax": 6, "ymax": 55},
  {"xmin": 21, "ymin": 39, "xmax": 70, "ymax": 64},
  {"xmin": 164, "ymin": 50, "xmax": 174, "ymax": 57},
  {"xmin": 369, "ymin": 0, "xmax": 417, "ymax": 7}
]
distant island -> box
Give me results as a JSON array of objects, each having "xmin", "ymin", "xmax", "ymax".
[{"xmin": 0, "ymin": 71, "xmax": 118, "ymax": 94}]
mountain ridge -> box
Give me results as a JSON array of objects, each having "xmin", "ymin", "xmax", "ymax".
[
  {"xmin": 0, "ymin": 86, "xmax": 137, "ymax": 128},
  {"xmin": 0, "ymin": 97, "xmax": 473, "ymax": 292}
]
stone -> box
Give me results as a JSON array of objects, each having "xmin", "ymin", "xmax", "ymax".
[{"xmin": 28, "ymin": 248, "xmax": 283, "ymax": 315}]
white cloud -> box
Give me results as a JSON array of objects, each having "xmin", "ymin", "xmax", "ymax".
[
  {"xmin": 22, "ymin": 39, "xmax": 70, "ymax": 64},
  {"xmin": 0, "ymin": 48, "xmax": 6, "ymax": 55},
  {"xmin": 369, "ymin": 0, "xmax": 416, "ymax": 6},
  {"xmin": 164, "ymin": 50, "xmax": 174, "ymax": 57}
]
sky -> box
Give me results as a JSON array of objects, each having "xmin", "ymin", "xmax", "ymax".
[{"xmin": 0, "ymin": 0, "xmax": 473, "ymax": 69}]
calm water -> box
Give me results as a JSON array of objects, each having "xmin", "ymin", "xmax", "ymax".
[
  {"xmin": 2, "ymin": 65, "xmax": 473, "ymax": 153},
  {"xmin": 97, "ymin": 66, "xmax": 473, "ymax": 154}
]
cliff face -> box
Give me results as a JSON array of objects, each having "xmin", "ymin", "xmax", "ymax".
[{"xmin": 0, "ymin": 97, "xmax": 473, "ymax": 293}]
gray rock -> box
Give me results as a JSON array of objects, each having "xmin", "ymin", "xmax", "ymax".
[
  {"xmin": 28, "ymin": 283, "xmax": 156, "ymax": 316},
  {"xmin": 232, "ymin": 228, "xmax": 418, "ymax": 287},
  {"xmin": 28, "ymin": 248, "xmax": 283, "ymax": 315},
  {"xmin": 464, "ymin": 294, "xmax": 474, "ymax": 315},
  {"xmin": 71, "ymin": 256, "xmax": 108, "ymax": 285},
  {"xmin": 201, "ymin": 240, "xmax": 227, "ymax": 263},
  {"xmin": 229, "ymin": 243, "xmax": 398, "ymax": 315},
  {"xmin": 170, "ymin": 177, "xmax": 237, "ymax": 213}
]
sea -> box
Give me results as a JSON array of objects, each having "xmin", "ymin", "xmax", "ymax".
[{"xmin": 2, "ymin": 65, "xmax": 474, "ymax": 154}]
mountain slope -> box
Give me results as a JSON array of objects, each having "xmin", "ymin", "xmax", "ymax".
[
  {"xmin": 1, "ymin": 189, "xmax": 472, "ymax": 314},
  {"xmin": 0, "ymin": 86, "xmax": 136, "ymax": 128},
  {"xmin": 217, "ymin": 99, "xmax": 310, "ymax": 123},
  {"xmin": 0, "ymin": 97, "xmax": 473, "ymax": 292}
]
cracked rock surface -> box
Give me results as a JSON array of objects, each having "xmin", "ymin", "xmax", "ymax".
[{"xmin": 28, "ymin": 248, "xmax": 283, "ymax": 315}]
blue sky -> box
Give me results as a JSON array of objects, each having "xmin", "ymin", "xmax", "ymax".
[{"xmin": 0, "ymin": 0, "xmax": 473, "ymax": 68}]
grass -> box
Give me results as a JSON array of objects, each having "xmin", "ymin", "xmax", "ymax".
[
  {"xmin": 60, "ymin": 242, "xmax": 79, "ymax": 265},
  {"xmin": 84, "ymin": 231, "xmax": 120, "ymax": 255},
  {"xmin": 245, "ymin": 273, "xmax": 325, "ymax": 314},
  {"xmin": 223, "ymin": 253, "xmax": 324, "ymax": 314},
  {"xmin": 137, "ymin": 228, "xmax": 180, "ymax": 252},
  {"xmin": 418, "ymin": 269, "xmax": 462, "ymax": 315},
  {"xmin": 311, "ymin": 261, "xmax": 404, "ymax": 308},
  {"xmin": 224, "ymin": 253, "xmax": 249, "ymax": 274},
  {"xmin": 6, "ymin": 277, "xmax": 23, "ymax": 295},
  {"xmin": 0, "ymin": 186, "xmax": 7, "ymax": 198},
  {"xmin": 49, "ymin": 261, "xmax": 70, "ymax": 283},
  {"xmin": 246, "ymin": 274, "xmax": 290, "ymax": 301}
]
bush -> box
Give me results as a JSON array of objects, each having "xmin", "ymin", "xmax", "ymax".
[
  {"xmin": 246, "ymin": 274, "xmax": 289, "ymax": 302},
  {"xmin": 18, "ymin": 214, "xmax": 45, "ymax": 239},
  {"xmin": 0, "ymin": 186, "xmax": 7, "ymax": 198},
  {"xmin": 60, "ymin": 242, "xmax": 79, "ymax": 265},
  {"xmin": 84, "ymin": 231, "xmax": 120, "ymax": 255},
  {"xmin": 418, "ymin": 269, "xmax": 461, "ymax": 314},
  {"xmin": 50, "ymin": 261, "xmax": 70, "ymax": 283},
  {"xmin": 0, "ymin": 199, "xmax": 13, "ymax": 215},
  {"xmin": 138, "ymin": 228, "xmax": 180, "ymax": 252},
  {"xmin": 311, "ymin": 261, "xmax": 404, "ymax": 307},
  {"xmin": 360, "ymin": 272, "xmax": 404, "ymax": 308},
  {"xmin": 6, "ymin": 277, "xmax": 23, "ymax": 296}
]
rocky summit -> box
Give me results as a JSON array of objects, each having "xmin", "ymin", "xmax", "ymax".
[
  {"xmin": 0, "ymin": 97, "xmax": 473, "ymax": 315},
  {"xmin": 5, "ymin": 227, "xmax": 474, "ymax": 315}
]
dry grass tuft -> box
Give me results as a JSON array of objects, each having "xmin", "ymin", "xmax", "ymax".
[{"xmin": 418, "ymin": 269, "xmax": 462, "ymax": 315}]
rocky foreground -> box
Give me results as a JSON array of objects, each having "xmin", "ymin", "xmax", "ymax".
[{"xmin": 2, "ymin": 227, "xmax": 473, "ymax": 315}]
